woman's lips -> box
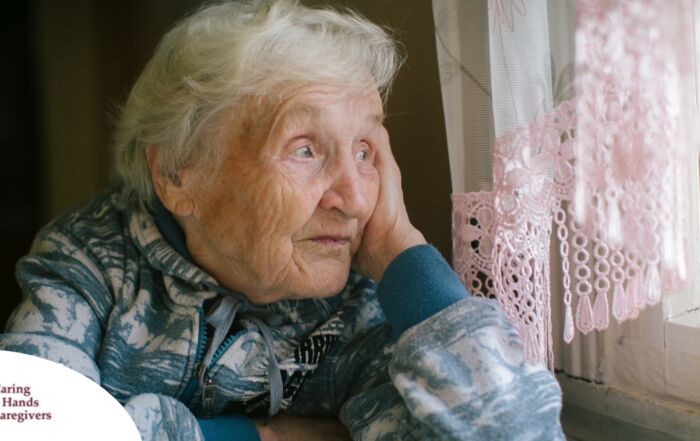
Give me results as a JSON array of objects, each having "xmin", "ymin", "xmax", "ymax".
[{"xmin": 310, "ymin": 235, "xmax": 351, "ymax": 246}]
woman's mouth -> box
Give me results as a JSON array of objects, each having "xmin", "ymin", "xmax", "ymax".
[{"xmin": 310, "ymin": 235, "xmax": 351, "ymax": 246}]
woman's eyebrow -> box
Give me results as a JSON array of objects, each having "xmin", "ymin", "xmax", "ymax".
[
  {"xmin": 369, "ymin": 113, "xmax": 385, "ymax": 126},
  {"xmin": 266, "ymin": 103, "xmax": 320, "ymax": 136},
  {"xmin": 279, "ymin": 104, "xmax": 320, "ymax": 123},
  {"xmin": 270, "ymin": 104, "xmax": 384, "ymax": 135}
]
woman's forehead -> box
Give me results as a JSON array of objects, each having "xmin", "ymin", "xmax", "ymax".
[
  {"xmin": 232, "ymin": 85, "xmax": 384, "ymax": 148},
  {"xmin": 271, "ymin": 87, "xmax": 383, "ymax": 125}
]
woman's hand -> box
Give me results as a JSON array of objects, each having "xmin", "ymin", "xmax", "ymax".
[
  {"xmin": 354, "ymin": 127, "xmax": 426, "ymax": 282},
  {"xmin": 253, "ymin": 415, "xmax": 351, "ymax": 441}
]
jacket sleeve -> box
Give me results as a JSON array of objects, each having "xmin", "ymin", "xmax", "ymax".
[
  {"xmin": 338, "ymin": 245, "xmax": 566, "ymax": 440},
  {"xmin": 0, "ymin": 230, "xmax": 210, "ymax": 441}
]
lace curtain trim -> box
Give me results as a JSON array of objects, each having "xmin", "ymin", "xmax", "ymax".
[{"xmin": 453, "ymin": 96, "xmax": 692, "ymax": 367}]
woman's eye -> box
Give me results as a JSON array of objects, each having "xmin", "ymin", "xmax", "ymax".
[
  {"xmin": 355, "ymin": 149, "xmax": 370, "ymax": 161},
  {"xmin": 292, "ymin": 145, "xmax": 313, "ymax": 159}
]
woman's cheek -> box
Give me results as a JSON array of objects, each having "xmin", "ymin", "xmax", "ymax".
[
  {"xmin": 277, "ymin": 171, "xmax": 325, "ymax": 222},
  {"xmin": 360, "ymin": 171, "xmax": 380, "ymax": 226}
]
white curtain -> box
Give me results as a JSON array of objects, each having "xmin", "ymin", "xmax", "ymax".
[{"xmin": 435, "ymin": 0, "xmax": 698, "ymax": 377}]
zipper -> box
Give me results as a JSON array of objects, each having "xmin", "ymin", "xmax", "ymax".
[
  {"xmin": 182, "ymin": 305, "xmax": 246, "ymax": 415},
  {"xmin": 197, "ymin": 330, "xmax": 243, "ymax": 415},
  {"xmin": 209, "ymin": 331, "xmax": 242, "ymax": 367},
  {"xmin": 180, "ymin": 308, "xmax": 207, "ymax": 404}
]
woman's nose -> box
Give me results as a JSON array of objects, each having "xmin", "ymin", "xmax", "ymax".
[{"xmin": 318, "ymin": 153, "xmax": 371, "ymax": 218}]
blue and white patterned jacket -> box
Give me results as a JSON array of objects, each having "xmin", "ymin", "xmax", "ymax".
[{"xmin": 1, "ymin": 189, "xmax": 565, "ymax": 440}]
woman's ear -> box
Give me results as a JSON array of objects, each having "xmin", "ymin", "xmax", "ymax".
[{"xmin": 145, "ymin": 145, "xmax": 195, "ymax": 217}]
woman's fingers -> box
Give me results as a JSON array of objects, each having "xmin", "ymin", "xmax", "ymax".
[
  {"xmin": 354, "ymin": 130, "xmax": 426, "ymax": 281},
  {"xmin": 253, "ymin": 415, "xmax": 351, "ymax": 441}
]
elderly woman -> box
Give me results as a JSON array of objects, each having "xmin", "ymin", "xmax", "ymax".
[{"xmin": 1, "ymin": 1, "xmax": 565, "ymax": 440}]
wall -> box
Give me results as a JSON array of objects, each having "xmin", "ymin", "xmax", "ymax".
[{"xmin": 0, "ymin": 2, "xmax": 42, "ymax": 332}]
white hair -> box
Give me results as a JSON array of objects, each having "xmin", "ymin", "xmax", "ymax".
[{"xmin": 112, "ymin": 0, "xmax": 402, "ymax": 209}]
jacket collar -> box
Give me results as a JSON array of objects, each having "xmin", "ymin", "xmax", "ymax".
[
  {"xmin": 127, "ymin": 198, "xmax": 218, "ymax": 306},
  {"xmin": 151, "ymin": 195, "xmax": 194, "ymax": 263}
]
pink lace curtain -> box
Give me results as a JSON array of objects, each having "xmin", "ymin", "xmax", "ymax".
[{"xmin": 435, "ymin": 0, "xmax": 699, "ymax": 368}]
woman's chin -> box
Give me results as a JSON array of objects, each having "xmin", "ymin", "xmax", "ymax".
[{"xmin": 290, "ymin": 265, "xmax": 351, "ymax": 300}]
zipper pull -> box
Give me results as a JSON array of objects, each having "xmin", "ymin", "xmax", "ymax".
[
  {"xmin": 201, "ymin": 378, "xmax": 216, "ymax": 419},
  {"xmin": 195, "ymin": 362, "xmax": 206, "ymax": 380}
]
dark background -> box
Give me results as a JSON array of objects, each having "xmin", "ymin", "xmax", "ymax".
[{"xmin": 0, "ymin": 0, "xmax": 452, "ymax": 328}]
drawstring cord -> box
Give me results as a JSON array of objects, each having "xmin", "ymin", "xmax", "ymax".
[{"xmin": 199, "ymin": 286, "xmax": 284, "ymax": 416}]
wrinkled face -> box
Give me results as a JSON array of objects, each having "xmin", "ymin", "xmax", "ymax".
[{"xmin": 182, "ymin": 85, "xmax": 384, "ymax": 303}]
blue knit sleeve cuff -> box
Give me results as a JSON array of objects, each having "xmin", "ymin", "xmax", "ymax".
[
  {"xmin": 376, "ymin": 244, "xmax": 469, "ymax": 339},
  {"xmin": 198, "ymin": 414, "xmax": 260, "ymax": 441}
]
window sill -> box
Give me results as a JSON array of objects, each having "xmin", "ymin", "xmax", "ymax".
[{"xmin": 558, "ymin": 374, "xmax": 700, "ymax": 441}]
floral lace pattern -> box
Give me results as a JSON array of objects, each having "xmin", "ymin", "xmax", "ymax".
[
  {"xmin": 455, "ymin": 97, "xmax": 691, "ymax": 370},
  {"xmin": 453, "ymin": 101, "xmax": 576, "ymax": 368}
]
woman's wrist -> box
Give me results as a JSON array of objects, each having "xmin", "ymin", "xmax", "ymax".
[
  {"xmin": 370, "ymin": 228, "xmax": 427, "ymax": 282},
  {"xmin": 376, "ymin": 244, "xmax": 469, "ymax": 338}
]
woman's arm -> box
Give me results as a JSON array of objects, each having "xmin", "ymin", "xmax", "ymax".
[
  {"xmin": 2, "ymin": 232, "xmax": 109, "ymax": 381},
  {"xmin": 338, "ymin": 248, "xmax": 566, "ymax": 440},
  {"xmin": 1, "ymin": 229, "xmax": 207, "ymax": 441}
]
